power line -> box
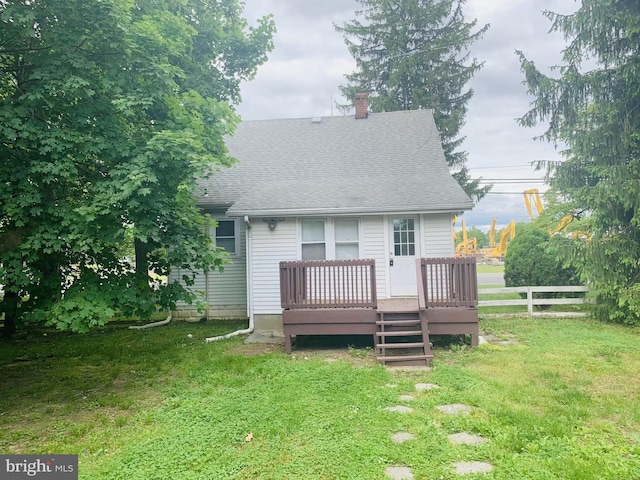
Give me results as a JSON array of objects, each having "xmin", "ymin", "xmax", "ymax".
[{"xmin": 485, "ymin": 192, "xmax": 544, "ymax": 195}]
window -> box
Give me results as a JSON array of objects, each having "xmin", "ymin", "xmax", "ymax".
[
  {"xmin": 301, "ymin": 220, "xmax": 326, "ymax": 260},
  {"xmin": 215, "ymin": 219, "xmax": 237, "ymax": 254},
  {"xmin": 393, "ymin": 218, "xmax": 415, "ymax": 256},
  {"xmin": 300, "ymin": 219, "xmax": 360, "ymax": 260},
  {"xmin": 334, "ymin": 219, "xmax": 359, "ymax": 259}
]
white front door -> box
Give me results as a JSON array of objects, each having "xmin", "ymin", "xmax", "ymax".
[{"xmin": 389, "ymin": 217, "xmax": 420, "ymax": 296}]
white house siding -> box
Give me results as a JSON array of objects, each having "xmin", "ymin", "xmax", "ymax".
[
  {"xmin": 421, "ymin": 213, "xmax": 455, "ymax": 257},
  {"xmin": 361, "ymin": 215, "xmax": 388, "ymax": 300},
  {"xmin": 251, "ymin": 218, "xmax": 298, "ymax": 315},
  {"xmin": 171, "ymin": 217, "xmax": 247, "ymax": 320},
  {"xmin": 207, "ymin": 218, "xmax": 247, "ymax": 318}
]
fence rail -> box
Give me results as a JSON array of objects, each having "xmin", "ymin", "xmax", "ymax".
[
  {"xmin": 479, "ymin": 285, "xmax": 592, "ymax": 317},
  {"xmin": 418, "ymin": 257, "xmax": 478, "ymax": 308},
  {"xmin": 280, "ymin": 259, "xmax": 377, "ymax": 309}
]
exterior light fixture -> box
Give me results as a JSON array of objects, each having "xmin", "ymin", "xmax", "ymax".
[{"xmin": 263, "ymin": 218, "xmax": 284, "ymax": 231}]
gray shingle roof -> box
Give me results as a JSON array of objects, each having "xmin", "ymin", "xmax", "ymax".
[{"xmin": 198, "ymin": 109, "xmax": 473, "ymax": 216}]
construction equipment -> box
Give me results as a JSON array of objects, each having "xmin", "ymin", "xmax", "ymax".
[
  {"xmin": 523, "ymin": 188, "xmax": 585, "ymax": 238},
  {"xmin": 485, "ymin": 220, "xmax": 516, "ymax": 259},
  {"xmin": 487, "ymin": 217, "xmax": 497, "ymax": 248},
  {"xmin": 524, "ymin": 189, "xmax": 544, "ymax": 220},
  {"xmin": 455, "ymin": 220, "xmax": 477, "ymax": 255}
]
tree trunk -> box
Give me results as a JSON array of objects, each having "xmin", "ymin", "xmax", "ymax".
[
  {"xmin": 134, "ymin": 238, "xmax": 149, "ymax": 277},
  {"xmin": 1, "ymin": 290, "xmax": 19, "ymax": 339}
]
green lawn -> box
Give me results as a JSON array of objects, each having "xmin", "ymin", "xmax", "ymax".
[{"xmin": 1, "ymin": 318, "xmax": 639, "ymax": 479}]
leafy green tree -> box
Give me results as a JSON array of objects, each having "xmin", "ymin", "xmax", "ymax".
[
  {"xmin": 518, "ymin": 1, "xmax": 640, "ymax": 325},
  {"xmin": 504, "ymin": 223, "xmax": 580, "ymax": 306},
  {"xmin": 465, "ymin": 226, "xmax": 489, "ymax": 249},
  {"xmin": 336, "ymin": 0, "xmax": 490, "ymax": 200},
  {"xmin": 0, "ymin": 0, "xmax": 275, "ymax": 336}
]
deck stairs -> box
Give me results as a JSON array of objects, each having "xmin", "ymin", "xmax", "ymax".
[{"xmin": 376, "ymin": 299, "xmax": 432, "ymax": 366}]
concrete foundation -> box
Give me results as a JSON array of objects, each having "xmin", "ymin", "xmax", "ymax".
[{"xmin": 254, "ymin": 314, "xmax": 284, "ymax": 337}]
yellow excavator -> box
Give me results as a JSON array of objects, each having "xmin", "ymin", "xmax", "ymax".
[
  {"xmin": 523, "ymin": 188, "xmax": 544, "ymax": 221},
  {"xmin": 523, "ymin": 188, "xmax": 582, "ymax": 237},
  {"xmin": 455, "ymin": 219, "xmax": 477, "ymax": 255},
  {"xmin": 483, "ymin": 219, "xmax": 515, "ymax": 259}
]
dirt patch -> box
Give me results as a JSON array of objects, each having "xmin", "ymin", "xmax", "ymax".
[
  {"xmin": 481, "ymin": 332, "xmax": 522, "ymax": 346},
  {"xmin": 226, "ymin": 342, "xmax": 284, "ymax": 356}
]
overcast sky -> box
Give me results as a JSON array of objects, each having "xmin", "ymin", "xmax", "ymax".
[{"xmin": 235, "ymin": 0, "xmax": 578, "ymax": 231}]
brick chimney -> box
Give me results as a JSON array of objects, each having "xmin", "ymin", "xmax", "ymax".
[{"xmin": 354, "ymin": 92, "xmax": 368, "ymax": 119}]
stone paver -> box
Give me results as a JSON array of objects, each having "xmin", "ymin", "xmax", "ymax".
[
  {"xmin": 448, "ymin": 432, "xmax": 488, "ymax": 445},
  {"xmin": 415, "ymin": 383, "xmax": 439, "ymax": 391},
  {"xmin": 436, "ymin": 403, "xmax": 471, "ymax": 415},
  {"xmin": 399, "ymin": 394, "xmax": 415, "ymax": 401},
  {"xmin": 385, "ymin": 466, "xmax": 414, "ymax": 480},
  {"xmin": 452, "ymin": 461, "xmax": 493, "ymax": 474},
  {"xmin": 391, "ymin": 431, "xmax": 416, "ymax": 444},
  {"xmin": 385, "ymin": 405, "xmax": 414, "ymax": 414}
]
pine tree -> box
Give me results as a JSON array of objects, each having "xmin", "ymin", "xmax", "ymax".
[
  {"xmin": 336, "ymin": 0, "xmax": 490, "ymax": 200},
  {"xmin": 518, "ymin": 0, "xmax": 640, "ymax": 324}
]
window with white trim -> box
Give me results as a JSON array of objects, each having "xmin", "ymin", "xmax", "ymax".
[
  {"xmin": 300, "ymin": 219, "xmax": 360, "ymax": 260},
  {"xmin": 301, "ymin": 220, "xmax": 326, "ymax": 260},
  {"xmin": 215, "ymin": 219, "xmax": 237, "ymax": 254},
  {"xmin": 334, "ymin": 219, "xmax": 359, "ymax": 259}
]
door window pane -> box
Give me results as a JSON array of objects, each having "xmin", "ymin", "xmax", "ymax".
[{"xmin": 393, "ymin": 218, "xmax": 416, "ymax": 257}]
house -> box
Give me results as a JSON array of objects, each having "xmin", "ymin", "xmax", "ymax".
[{"xmin": 170, "ymin": 95, "xmax": 477, "ymax": 358}]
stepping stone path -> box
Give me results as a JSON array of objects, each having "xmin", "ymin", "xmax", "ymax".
[
  {"xmin": 385, "ymin": 405, "xmax": 413, "ymax": 414},
  {"xmin": 453, "ymin": 461, "xmax": 494, "ymax": 474},
  {"xmin": 436, "ymin": 403, "xmax": 471, "ymax": 415},
  {"xmin": 385, "ymin": 466, "xmax": 414, "ymax": 480},
  {"xmin": 391, "ymin": 432, "xmax": 416, "ymax": 444},
  {"xmin": 448, "ymin": 432, "xmax": 488, "ymax": 445},
  {"xmin": 415, "ymin": 383, "xmax": 439, "ymax": 391},
  {"xmin": 384, "ymin": 383, "xmax": 494, "ymax": 479}
]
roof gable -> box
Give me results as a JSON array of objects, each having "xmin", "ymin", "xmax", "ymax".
[{"xmin": 198, "ymin": 109, "xmax": 473, "ymax": 215}]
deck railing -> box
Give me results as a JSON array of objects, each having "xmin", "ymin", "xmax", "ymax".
[
  {"xmin": 417, "ymin": 257, "xmax": 478, "ymax": 308},
  {"xmin": 280, "ymin": 259, "xmax": 377, "ymax": 309}
]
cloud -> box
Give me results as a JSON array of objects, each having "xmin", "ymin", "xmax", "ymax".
[{"xmin": 237, "ymin": 0, "xmax": 578, "ymax": 231}]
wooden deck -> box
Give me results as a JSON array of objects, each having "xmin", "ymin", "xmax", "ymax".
[
  {"xmin": 280, "ymin": 257, "xmax": 479, "ymax": 362},
  {"xmin": 377, "ymin": 298, "xmax": 419, "ymax": 313}
]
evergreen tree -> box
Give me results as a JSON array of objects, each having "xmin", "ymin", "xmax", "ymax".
[
  {"xmin": 518, "ymin": 0, "xmax": 640, "ymax": 325},
  {"xmin": 336, "ymin": 0, "xmax": 490, "ymax": 200}
]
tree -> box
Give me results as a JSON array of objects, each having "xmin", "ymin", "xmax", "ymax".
[
  {"xmin": 336, "ymin": 0, "xmax": 490, "ymax": 201},
  {"xmin": 518, "ymin": 0, "xmax": 640, "ymax": 325},
  {"xmin": 0, "ymin": 0, "xmax": 275, "ymax": 336},
  {"xmin": 504, "ymin": 223, "xmax": 580, "ymax": 304},
  {"xmin": 465, "ymin": 226, "xmax": 489, "ymax": 249}
]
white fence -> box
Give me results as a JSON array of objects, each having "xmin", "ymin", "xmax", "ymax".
[{"xmin": 479, "ymin": 285, "xmax": 592, "ymax": 317}]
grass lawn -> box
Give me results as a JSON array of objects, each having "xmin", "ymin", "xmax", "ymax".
[{"xmin": 1, "ymin": 318, "xmax": 639, "ymax": 479}]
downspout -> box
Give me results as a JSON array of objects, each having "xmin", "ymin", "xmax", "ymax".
[
  {"xmin": 129, "ymin": 311, "xmax": 172, "ymax": 330},
  {"xmin": 205, "ymin": 215, "xmax": 254, "ymax": 342}
]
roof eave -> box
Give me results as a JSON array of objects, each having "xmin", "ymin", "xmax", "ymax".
[{"xmin": 226, "ymin": 203, "xmax": 474, "ymax": 217}]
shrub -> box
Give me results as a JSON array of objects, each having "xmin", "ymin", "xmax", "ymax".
[{"xmin": 504, "ymin": 223, "xmax": 581, "ymax": 307}]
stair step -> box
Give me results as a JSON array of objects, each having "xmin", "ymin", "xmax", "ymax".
[
  {"xmin": 376, "ymin": 330, "xmax": 422, "ymax": 337},
  {"xmin": 376, "ymin": 320, "xmax": 420, "ymax": 326},
  {"xmin": 377, "ymin": 342, "xmax": 425, "ymax": 349},
  {"xmin": 377, "ymin": 355, "xmax": 433, "ymax": 362},
  {"xmin": 379, "ymin": 313, "xmax": 420, "ymax": 320}
]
